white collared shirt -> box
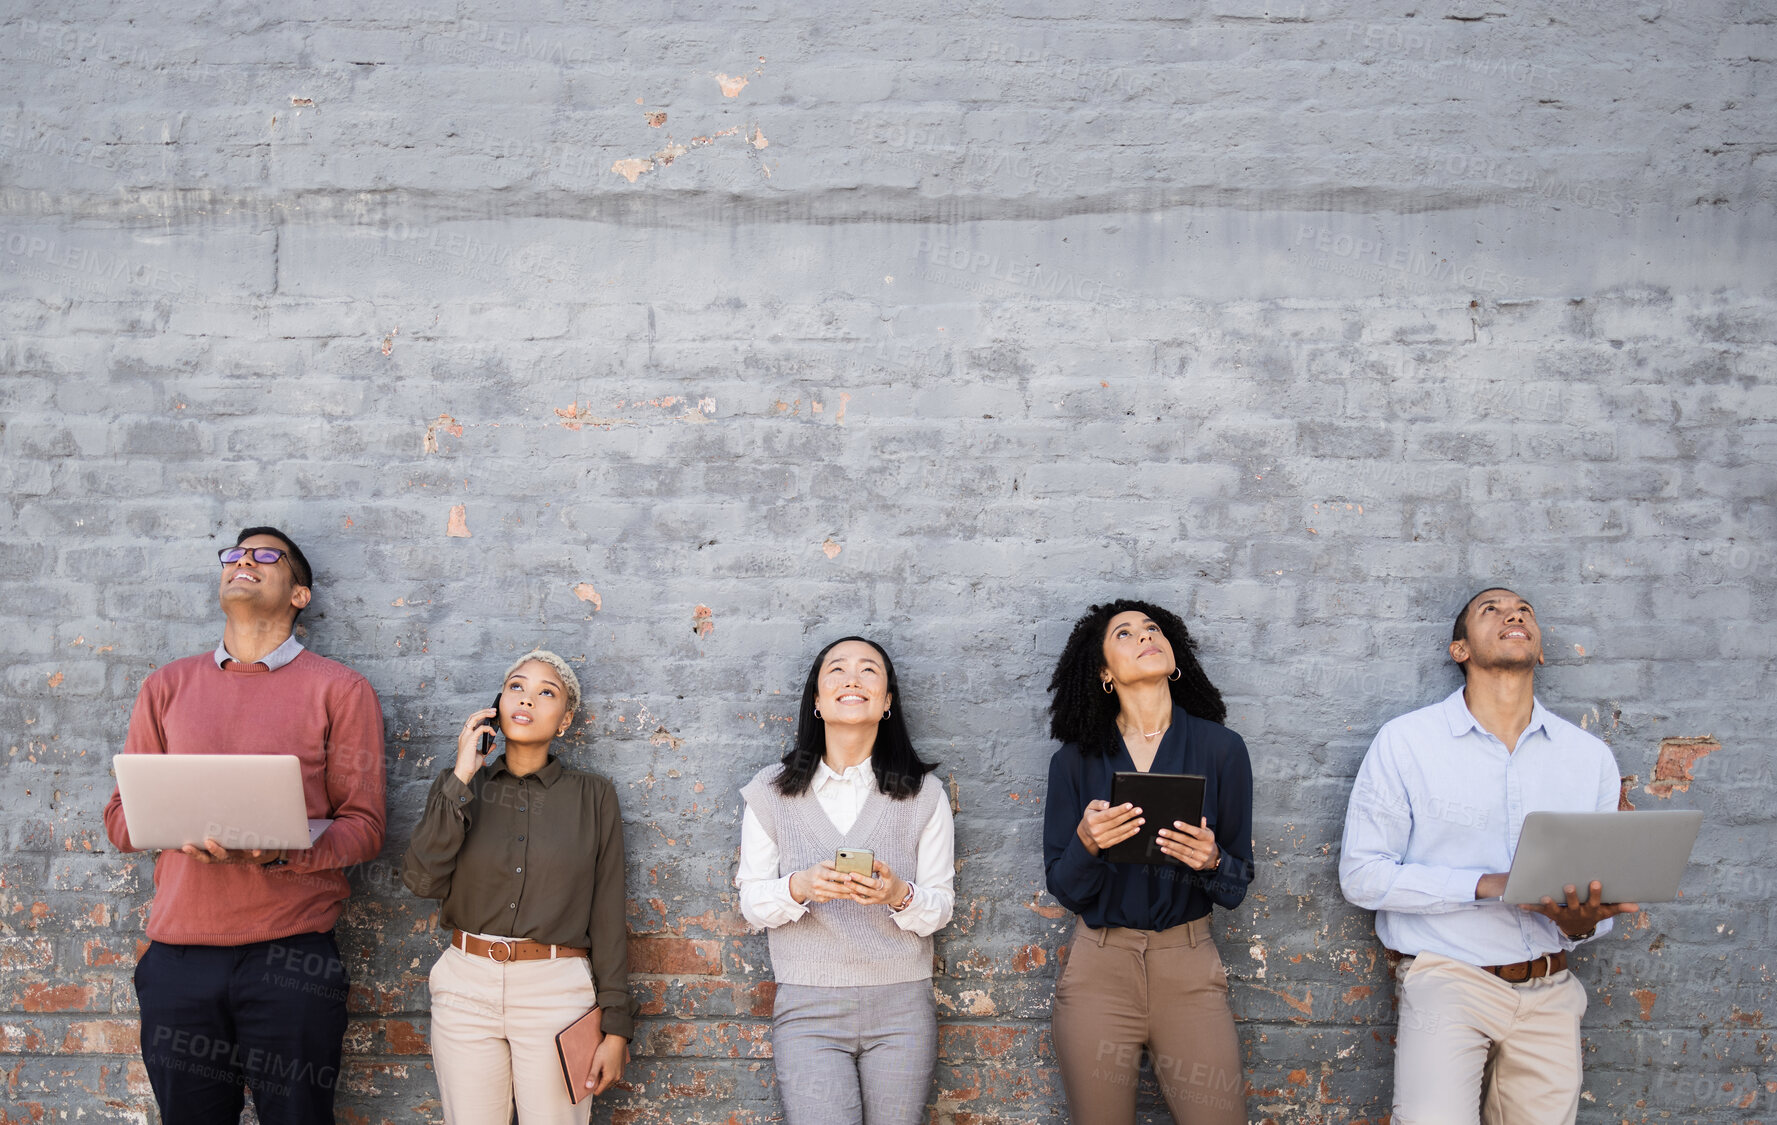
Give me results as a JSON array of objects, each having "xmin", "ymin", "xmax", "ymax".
[
  {"xmin": 736, "ymin": 756, "xmax": 955, "ymax": 937},
  {"xmin": 1339, "ymin": 688, "xmax": 1623, "ymax": 965},
  {"xmin": 213, "ymin": 633, "xmax": 305, "ymax": 671}
]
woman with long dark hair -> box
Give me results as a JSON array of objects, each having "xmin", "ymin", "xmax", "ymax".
[
  {"xmin": 1043, "ymin": 600, "xmax": 1253, "ymax": 1125},
  {"xmin": 737, "ymin": 637, "xmax": 954, "ymax": 1125}
]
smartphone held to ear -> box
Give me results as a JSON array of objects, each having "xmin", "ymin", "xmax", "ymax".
[
  {"xmin": 834, "ymin": 848, "xmax": 874, "ymax": 876},
  {"xmin": 480, "ymin": 693, "xmax": 502, "ymax": 757}
]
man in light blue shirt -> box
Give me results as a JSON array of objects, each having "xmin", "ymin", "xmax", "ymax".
[{"xmin": 1340, "ymin": 588, "xmax": 1639, "ymax": 1125}]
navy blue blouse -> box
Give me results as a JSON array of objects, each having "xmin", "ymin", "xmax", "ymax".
[{"xmin": 1043, "ymin": 707, "xmax": 1255, "ymax": 931}]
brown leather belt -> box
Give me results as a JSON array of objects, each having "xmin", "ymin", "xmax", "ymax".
[
  {"xmin": 1484, "ymin": 950, "xmax": 1566, "ymax": 983},
  {"xmin": 1386, "ymin": 948, "xmax": 1568, "ymax": 984},
  {"xmin": 453, "ymin": 930, "xmax": 588, "ymax": 963}
]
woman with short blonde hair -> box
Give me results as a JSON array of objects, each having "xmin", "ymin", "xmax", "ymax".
[{"xmin": 404, "ymin": 650, "xmax": 631, "ymax": 1124}]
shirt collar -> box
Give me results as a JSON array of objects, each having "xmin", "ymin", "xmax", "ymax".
[
  {"xmin": 488, "ymin": 754, "xmax": 565, "ymax": 787},
  {"xmin": 814, "ymin": 756, "xmax": 874, "ymax": 790},
  {"xmin": 214, "ymin": 633, "xmax": 305, "ymax": 671},
  {"xmin": 1441, "ymin": 687, "xmax": 1554, "ymax": 744}
]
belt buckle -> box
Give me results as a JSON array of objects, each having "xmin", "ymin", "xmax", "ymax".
[{"xmin": 487, "ymin": 939, "xmax": 514, "ymax": 963}]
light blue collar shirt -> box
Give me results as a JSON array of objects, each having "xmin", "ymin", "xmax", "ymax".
[
  {"xmin": 1339, "ymin": 687, "xmax": 1623, "ymax": 965},
  {"xmin": 213, "ymin": 633, "xmax": 305, "ymax": 671}
]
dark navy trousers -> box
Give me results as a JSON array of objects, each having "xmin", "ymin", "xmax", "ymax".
[{"xmin": 134, "ymin": 931, "xmax": 349, "ymax": 1125}]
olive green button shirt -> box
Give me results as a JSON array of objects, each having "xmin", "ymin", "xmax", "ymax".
[{"xmin": 402, "ymin": 755, "xmax": 633, "ymax": 1038}]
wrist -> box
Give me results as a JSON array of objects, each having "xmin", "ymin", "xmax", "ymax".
[
  {"xmin": 889, "ymin": 880, "xmax": 915, "ymax": 912},
  {"xmin": 787, "ymin": 872, "xmax": 808, "ymax": 904}
]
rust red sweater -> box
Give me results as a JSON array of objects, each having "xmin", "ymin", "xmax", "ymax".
[{"xmin": 102, "ymin": 649, "xmax": 386, "ymax": 945}]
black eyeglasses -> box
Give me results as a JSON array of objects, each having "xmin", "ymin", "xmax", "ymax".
[{"xmin": 219, "ymin": 547, "xmax": 289, "ymax": 566}]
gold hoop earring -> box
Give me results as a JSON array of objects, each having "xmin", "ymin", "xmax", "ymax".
[
  {"xmin": 1169, "ymin": 668, "xmax": 1181, "ymax": 681},
  {"xmin": 1102, "ymin": 680, "xmax": 1114, "ymax": 694}
]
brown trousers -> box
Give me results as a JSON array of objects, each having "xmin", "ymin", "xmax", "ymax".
[{"xmin": 1051, "ymin": 916, "xmax": 1246, "ymax": 1125}]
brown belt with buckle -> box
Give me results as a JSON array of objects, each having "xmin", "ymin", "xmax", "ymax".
[
  {"xmin": 454, "ymin": 930, "xmax": 588, "ymax": 963},
  {"xmin": 1484, "ymin": 950, "xmax": 1566, "ymax": 983}
]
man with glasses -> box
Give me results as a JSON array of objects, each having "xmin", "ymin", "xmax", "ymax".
[
  {"xmin": 103, "ymin": 527, "xmax": 386, "ymax": 1125},
  {"xmin": 1339, "ymin": 587, "xmax": 1637, "ymax": 1124}
]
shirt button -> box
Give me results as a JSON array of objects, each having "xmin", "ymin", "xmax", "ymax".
[
  {"xmin": 509, "ymin": 902, "xmax": 516, "ymax": 909},
  {"xmin": 518, "ymin": 806, "xmax": 527, "ymax": 813},
  {"xmin": 517, "ymin": 835, "xmax": 525, "ymax": 842},
  {"xmin": 516, "ymin": 866, "xmax": 523, "ymax": 873}
]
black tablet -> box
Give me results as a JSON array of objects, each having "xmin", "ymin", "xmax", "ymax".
[{"xmin": 1103, "ymin": 772, "xmax": 1207, "ymax": 865}]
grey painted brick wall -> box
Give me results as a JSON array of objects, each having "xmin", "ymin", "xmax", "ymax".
[{"xmin": 2, "ymin": 1, "xmax": 1774, "ymax": 1122}]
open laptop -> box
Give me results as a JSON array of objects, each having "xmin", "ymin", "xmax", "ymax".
[
  {"xmin": 114, "ymin": 754, "xmax": 331, "ymax": 851},
  {"xmin": 1502, "ymin": 810, "xmax": 1703, "ymax": 905}
]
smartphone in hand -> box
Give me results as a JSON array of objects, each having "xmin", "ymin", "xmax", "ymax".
[
  {"xmin": 480, "ymin": 692, "xmax": 502, "ymax": 758},
  {"xmin": 834, "ymin": 848, "xmax": 874, "ymax": 876}
]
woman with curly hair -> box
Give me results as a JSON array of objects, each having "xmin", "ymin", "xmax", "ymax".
[
  {"xmin": 1043, "ymin": 600, "xmax": 1253, "ymax": 1125},
  {"xmin": 737, "ymin": 636, "xmax": 954, "ymax": 1125}
]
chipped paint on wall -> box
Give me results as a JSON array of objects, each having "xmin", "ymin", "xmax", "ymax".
[
  {"xmin": 445, "ymin": 504, "xmax": 471, "ymax": 538},
  {"xmin": 1645, "ymin": 736, "xmax": 1720, "ymax": 798}
]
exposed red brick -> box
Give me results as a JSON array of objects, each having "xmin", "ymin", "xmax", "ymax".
[
  {"xmin": 669, "ymin": 907, "xmax": 752, "ymax": 936},
  {"xmin": 19, "ymin": 981, "xmax": 98, "ymax": 1012},
  {"xmin": 744, "ymin": 980, "xmax": 776, "ymax": 1017},
  {"xmin": 1011, "ymin": 943, "xmax": 1047, "ymax": 972},
  {"xmin": 1288, "ymin": 1068, "xmax": 1310, "ymax": 1085},
  {"xmin": 1618, "ymin": 774, "xmax": 1637, "ymax": 810},
  {"xmin": 629, "ymin": 936, "xmax": 723, "ymax": 975},
  {"xmin": 59, "ymin": 1019, "xmax": 137, "ymax": 1054},
  {"xmin": 81, "ymin": 937, "xmax": 137, "ymax": 967},
  {"xmin": 0, "ymin": 939, "xmax": 53, "ymax": 970},
  {"xmin": 1342, "ymin": 984, "xmax": 1373, "ymax": 1004},
  {"xmin": 1631, "ymin": 987, "xmax": 1657, "ymax": 1020},
  {"xmin": 0, "ymin": 1019, "xmax": 50, "ymax": 1053},
  {"xmin": 1645, "ymin": 737, "xmax": 1719, "ymax": 798}
]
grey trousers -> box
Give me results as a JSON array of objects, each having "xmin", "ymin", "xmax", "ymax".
[{"xmin": 771, "ymin": 980, "xmax": 938, "ymax": 1125}]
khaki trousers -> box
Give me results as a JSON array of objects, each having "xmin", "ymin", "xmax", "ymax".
[
  {"xmin": 427, "ymin": 945, "xmax": 600, "ymax": 1125},
  {"xmin": 1392, "ymin": 951, "xmax": 1587, "ymax": 1125},
  {"xmin": 1051, "ymin": 916, "xmax": 1246, "ymax": 1125}
]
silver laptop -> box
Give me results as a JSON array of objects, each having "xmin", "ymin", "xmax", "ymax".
[
  {"xmin": 1502, "ymin": 810, "xmax": 1703, "ymax": 905},
  {"xmin": 114, "ymin": 754, "xmax": 331, "ymax": 851}
]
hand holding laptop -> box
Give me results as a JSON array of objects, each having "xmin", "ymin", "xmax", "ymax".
[
  {"xmin": 1519, "ymin": 879, "xmax": 1639, "ymax": 936},
  {"xmin": 180, "ymin": 839, "xmax": 285, "ymax": 866}
]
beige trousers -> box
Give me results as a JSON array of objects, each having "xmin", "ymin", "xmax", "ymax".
[
  {"xmin": 1051, "ymin": 916, "xmax": 1246, "ymax": 1125},
  {"xmin": 427, "ymin": 945, "xmax": 600, "ymax": 1125},
  {"xmin": 1392, "ymin": 951, "xmax": 1588, "ymax": 1125}
]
